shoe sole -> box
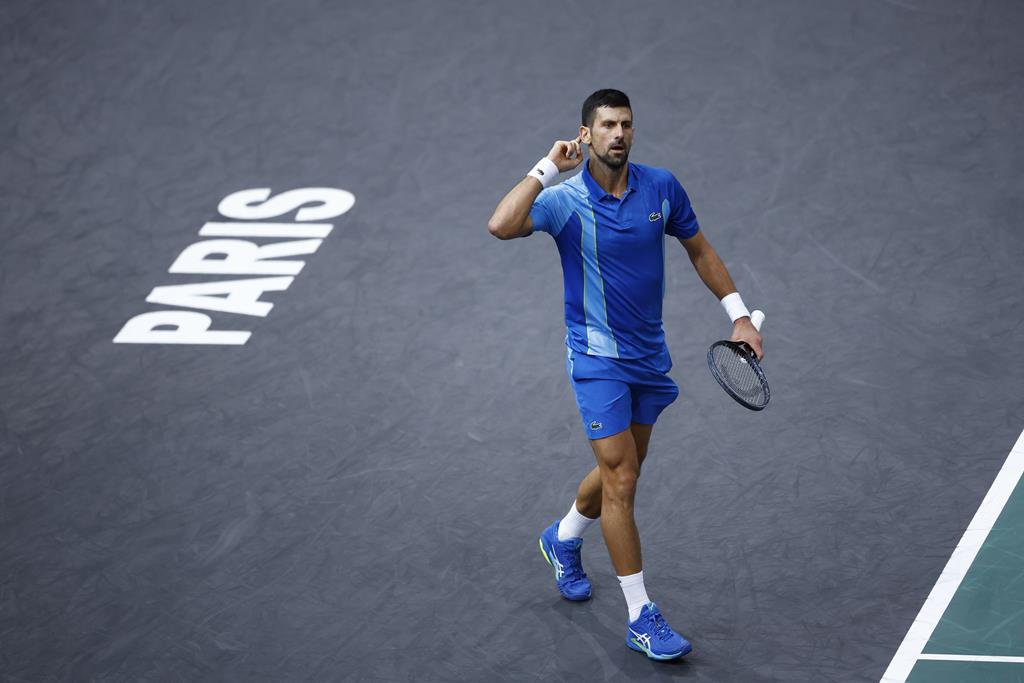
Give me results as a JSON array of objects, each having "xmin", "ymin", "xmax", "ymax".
[
  {"xmin": 538, "ymin": 536, "xmax": 591, "ymax": 601},
  {"xmin": 627, "ymin": 637, "xmax": 692, "ymax": 660}
]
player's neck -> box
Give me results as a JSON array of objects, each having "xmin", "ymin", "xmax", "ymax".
[{"xmin": 587, "ymin": 157, "xmax": 629, "ymax": 198}]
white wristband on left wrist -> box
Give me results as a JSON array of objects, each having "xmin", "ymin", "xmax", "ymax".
[{"xmin": 721, "ymin": 292, "xmax": 751, "ymax": 323}]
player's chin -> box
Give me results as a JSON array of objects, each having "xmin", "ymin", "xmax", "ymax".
[{"xmin": 601, "ymin": 151, "xmax": 628, "ymax": 168}]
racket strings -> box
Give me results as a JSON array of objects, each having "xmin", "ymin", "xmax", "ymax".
[{"xmin": 710, "ymin": 344, "xmax": 766, "ymax": 405}]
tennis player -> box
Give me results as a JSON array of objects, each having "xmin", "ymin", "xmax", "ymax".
[{"xmin": 487, "ymin": 89, "xmax": 763, "ymax": 660}]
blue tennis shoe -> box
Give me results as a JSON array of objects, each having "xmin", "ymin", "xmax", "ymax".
[
  {"xmin": 626, "ymin": 602, "xmax": 692, "ymax": 660},
  {"xmin": 538, "ymin": 521, "xmax": 592, "ymax": 601}
]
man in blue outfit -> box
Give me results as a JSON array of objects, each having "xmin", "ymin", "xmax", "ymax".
[{"xmin": 487, "ymin": 89, "xmax": 764, "ymax": 660}]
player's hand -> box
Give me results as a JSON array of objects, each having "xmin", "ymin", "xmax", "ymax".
[
  {"xmin": 546, "ymin": 135, "xmax": 585, "ymax": 173},
  {"xmin": 731, "ymin": 318, "xmax": 764, "ymax": 361}
]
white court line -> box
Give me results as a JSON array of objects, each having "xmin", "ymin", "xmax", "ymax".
[
  {"xmin": 918, "ymin": 654, "xmax": 1024, "ymax": 664},
  {"xmin": 880, "ymin": 428, "xmax": 1024, "ymax": 683}
]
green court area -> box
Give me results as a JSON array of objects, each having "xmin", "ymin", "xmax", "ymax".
[
  {"xmin": 909, "ymin": 660, "xmax": 1024, "ymax": 683},
  {"xmin": 885, "ymin": 432, "xmax": 1024, "ymax": 682},
  {"xmin": 907, "ymin": 469, "xmax": 1024, "ymax": 681}
]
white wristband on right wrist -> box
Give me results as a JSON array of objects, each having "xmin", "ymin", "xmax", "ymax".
[
  {"xmin": 527, "ymin": 157, "xmax": 560, "ymax": 189},
  {"xmin": 721, "ymin": 292, "xmax": 750, "ymax": 323}
]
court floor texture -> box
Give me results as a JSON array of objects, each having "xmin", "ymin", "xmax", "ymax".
[{"xmin": 2, "ymin": 1, "xmax": 1023, "ymax": 681}]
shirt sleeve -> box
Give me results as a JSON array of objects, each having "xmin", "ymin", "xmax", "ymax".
[
  {"xmin": 528, "ymin": 187, "xmax": 557, "ymax": 236},
  {"xmin": 664, "ymin": 173, "xmax": 700, "ymax": 239},
  {"xmin": 528, "ymin": 185, "xmax": 573, "ymax": 238}
]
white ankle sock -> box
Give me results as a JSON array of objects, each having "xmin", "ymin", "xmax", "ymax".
[
  {"xmin": 557, "ymin": 502, "xmax": 598, "ymax": 541},
  {"xmin": 617, "ymin": 571, "xmax": 650, "ymax": 623}
]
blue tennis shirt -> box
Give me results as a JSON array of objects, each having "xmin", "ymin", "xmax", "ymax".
[{"xmin": 529, "ymin": 161, "xmax": 700, "ymax": 360}]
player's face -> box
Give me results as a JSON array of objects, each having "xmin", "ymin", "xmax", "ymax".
[{"xmin": 581, "ymin": 107, "xmax": 634, "ymax": 169}]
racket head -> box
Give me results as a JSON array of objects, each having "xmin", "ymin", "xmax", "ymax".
[{"xmin": 707, "ymin": 340, "xmax": 770, "ymax": 410}]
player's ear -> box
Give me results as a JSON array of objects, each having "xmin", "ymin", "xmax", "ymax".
[{"xmin": 580, "ymin": 125, "xmax": 591, "ymax": 144}]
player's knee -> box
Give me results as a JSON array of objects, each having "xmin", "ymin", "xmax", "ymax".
[{"xmin": 602, "ymin": 464, "xmax": 638, "ymax": 501}]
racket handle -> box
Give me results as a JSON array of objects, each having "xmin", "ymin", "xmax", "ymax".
[{"xmin": 750, "ymin": 310, "xmax": 765, "ymax": 331}]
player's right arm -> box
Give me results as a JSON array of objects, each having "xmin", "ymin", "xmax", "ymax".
[
  {"xmin": 487, "ymin": 136, "xmax": 583, "ymax": 240},
  {"xmin": 486, "ymin": 176, "xmax": 541, "ymax": 240}
]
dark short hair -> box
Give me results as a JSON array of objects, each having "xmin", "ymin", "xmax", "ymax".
[{"xmin": 581, "ymin": 89, "xmax": 632, "ymax": 127}]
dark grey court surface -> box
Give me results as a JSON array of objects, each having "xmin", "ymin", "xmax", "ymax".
[{"xmin": 2, "ymin": 1, "xmax": 1023, "ymax": 681}]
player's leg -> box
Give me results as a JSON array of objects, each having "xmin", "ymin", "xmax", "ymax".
[
  {"xmin": 589, "ymin": 427, "xmax": 643, "ymax": 576},
  {"xmin": 573, "ymin": 421, "xmax": 653, "ymax": 519},
  {"xmin": 539, "ymin": 375, "xmax": 632, "ymax": 600},
  {"xmin": 616, "ymin": 373, "xmax": 689, "ymax": 659},
  {"xmin": 589, "ymin": 427, "xmax": 688, "ymax": 660},
  {"xmin": 570, "ymin": 367, "xmax": 677, "ymax": 552},
  {"xmin": 631, "ymin": 422, "xmax": 654, "ymax": 465},
  {"xmin": 557, "ymin": 390, "xmax": 643, "ymax": 536}
]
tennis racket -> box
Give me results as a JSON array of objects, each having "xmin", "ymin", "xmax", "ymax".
[{"xmin": 707, "ymin": 310, "xmax": 769, "ymax": 411}]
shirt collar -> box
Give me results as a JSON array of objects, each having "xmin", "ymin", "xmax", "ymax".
[{"xmin": 581, "ymin": 161, "xmax": 638, "ymax": 201}]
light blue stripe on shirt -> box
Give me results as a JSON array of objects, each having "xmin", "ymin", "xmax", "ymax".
[{"xmin": 577, "ymin": 202, "xmax": 619, "ymax": 358}]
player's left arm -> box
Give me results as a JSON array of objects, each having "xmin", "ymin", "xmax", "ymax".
[{"xmin": 678, "ymin": 233, "xmax": 764, "ymax": 359}]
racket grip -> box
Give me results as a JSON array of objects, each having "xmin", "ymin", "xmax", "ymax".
[{"xmin": 750, "ymin": 310, "xmax": 765, "ymax": 331}]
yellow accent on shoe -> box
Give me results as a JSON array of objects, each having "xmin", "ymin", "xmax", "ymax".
[{"xmin": 539, "ymin": 538, "xmax": 553, "ymax": 566}]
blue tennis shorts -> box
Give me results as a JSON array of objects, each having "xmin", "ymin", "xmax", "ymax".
[{"xmin": 565, "ymin": 346, "xmax": 680, "ymax": 440}]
